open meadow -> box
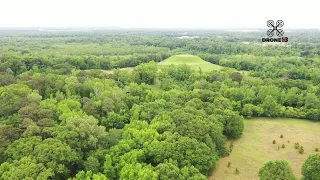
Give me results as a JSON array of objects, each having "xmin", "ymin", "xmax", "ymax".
[{"xmin": 209, "ymin": 118, "xmax": 320, "ymax": 180}]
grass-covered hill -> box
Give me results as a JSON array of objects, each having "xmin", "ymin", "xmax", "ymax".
[{"xmin": 158, "ymin": 55, "xmax": 225, "ymax": 72}]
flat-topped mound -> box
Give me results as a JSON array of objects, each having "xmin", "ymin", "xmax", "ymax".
[{"xmin": 158, "ymin": 55, "xmax": 224, "ymax": 72}]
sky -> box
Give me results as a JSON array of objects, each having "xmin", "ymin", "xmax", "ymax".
[{"xmin": 0, "ymin": 0, "xmax": 319, "ymax": 29}]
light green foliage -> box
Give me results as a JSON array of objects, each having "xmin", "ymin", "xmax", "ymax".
[
  {"xmin": 242, "ymin": 104, "xmax": 263, "ymax": 118},
  {"xmin": 5, "ymin": 136, "xmax": 42, "ymax": 160},
  {"xmin": 134, "ymin": 62, "xmax": 158, "ymax": 85},
  {"xmin": 147, "ymin": 134, "xmax": 218, "ymax": 175},
  {"xmin": 304, "ymin": 93, "xmax": 320, "ymax": 109},
  {"xmin": 258, "ymin": 86, "xmax": 281, "ymax": 102},
  {"xmin": 180, "ymin": 165, "xmax": 207, "ymax": 180},
  {"xmin": 105, "ymin": 128, "xmax": 123, "ymax": 148},
  {"xmin": 259, "ymin": 160, "xmax": 295, "ymax": 180},
  {"xmin": 5, "ymin": 137, "xmax": 78, "ymax": 177},
  {"xmin": 0, "ymin": 84, "xmax": 32, "ymax": 116},
  {"xmin": 84, "ymin": 156, "xmax": 101, "ymax": 174},
  {"xmin": 114, "ymin": 69, "xmax": 137, "ymax": 87},
  {"xmin": 120, "ymin": 163, "xmax": 157, "ymax": 180},
  {"xmin": 150, "ymin": 114, "xmax": 176, "ymax": 134},
  {"xmin": 216, "ymin": 110, "xmax": 244, "ymax": 138},
  {"xmin": 302, "ymin": 154, "xmax": 320, "ymax": 180},
  {"xmin": 155, "ymin": 162, "xmax": 181, "ymax": 180},
  {"xmin": 53, "ymin": 116, "xmax": 107, "ymax": 152},
  {"xmin": 32, "ymin": 138, "xmax": 78, "ymax": 175},
  {"xmin": 64, "ymin": 76, "xmax": 81, "ymax": 97},
  {"xmin": 284, "ymin": 87, "xmax": 300, "ymax": 106},
  {"xmin": 56, "ymin": 99, "xmax": 85, "ymax": 123},
  {"xmin": 260, "ymin": 95, "xmax": 281, "ymax": 117},
  {"xmin": 102, "ymin": 112, "xmax": 125, "ymax": 130},
  {"xmin": 104, "ymin": 155, "xmax": 116, "ymax": 179},
  {"xmin": 81, "ymin": 97, "xmax": 99, "ymax": 116},
  {"xmin": 71, "ymin": 170, "xmax": 108, "ymax": 180},
  {"xmin": 27, "ymin": 91, "xmax": 42, "ymax": 105},
  {"xmin": 0, "ymin": 157, "xmax": 54, "ymax": 180},
  {"xmin": 160, "ymin": 64, "xmax": 192, "ymax": 82}
]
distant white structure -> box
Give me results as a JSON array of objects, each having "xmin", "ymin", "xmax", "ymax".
[{"xmin": 177, "ymin": 36, "xmax": 200, "ymax": 39}]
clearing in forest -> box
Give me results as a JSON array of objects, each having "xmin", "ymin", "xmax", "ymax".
[
  {"xmin": 209, "ymin": 118, "xmax": 320, "ymax": 180},
  {"xmin": 158, "ymin": 55, "xmax": 224, "ymax": 72}
]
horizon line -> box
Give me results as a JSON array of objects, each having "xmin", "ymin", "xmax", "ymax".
[{"xmin": 1, "ymin": 26, "xmax": 320, "ymax": 30}]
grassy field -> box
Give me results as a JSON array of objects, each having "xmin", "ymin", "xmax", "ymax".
[
  {"xmin": 209, "ymin": 118, "xmax": 320, "ymax": 180},
  {"xmin": 83, "ymin": 67, "xmax": 134, "ymax": 74},
  {"xmin": 158, "ymin": 55, "xmax": 225, "ymax": 72},
  {"xmin": 81, "ymin": 55, "xmax": 246, "ymax": 76}
]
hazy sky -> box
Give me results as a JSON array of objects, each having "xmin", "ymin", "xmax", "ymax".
[{"xmin": 0, "ymin": 0, "xmax": 319, "ymax": 28}]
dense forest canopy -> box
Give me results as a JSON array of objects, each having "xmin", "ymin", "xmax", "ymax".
[{"xmin": 0, "ymin": 29, "xmax": 319, "ymax": 179}]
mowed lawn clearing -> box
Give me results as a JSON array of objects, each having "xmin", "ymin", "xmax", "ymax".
[
  {"xmin": 209, "ymin": 118, "xmax": 320, "ymax": 180},
  {"xmin": 82, "ymin": 67, "xmax": 134, "ymax": 74},
  {"xmin": 158, "ymin": 55, "xmax": 225, "ymax": 72}
]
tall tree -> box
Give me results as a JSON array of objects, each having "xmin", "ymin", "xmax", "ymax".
[
  {"xmin": 258, "ymin": 160, "xmax": 295, "ymax": 180},
  {"xmin": 301, "ymin": 154, "xmax": 320, "ymax": 180}
]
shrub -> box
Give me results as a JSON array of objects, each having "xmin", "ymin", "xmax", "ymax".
[
  {"xmin": 315, "ymin": 148, "xmax": 319, "ymax": 152},
  {"xmin": 278, "ymin": 146, "xmax": 280, "ymax": 150},
  {"xmin": 235, "ymin": 168, "xmax": 239, "ymax": 174},
  {"xmin": 228, "ymin": 162, "xmax": 231, "ymax": 167},
  {"xmin": 230, "ymin": 141, "xmax": 234, "ymax": 152},
  {"xmin": 280, "ymin": 134, "xmax": 283, "ymax": 138},
  {"xmin": 287, "ymin": 140, "xmax": 290, "ymax": 143},
  {"xmin": 281, "ymin": 144, "xmax": 285, "ymax": 149},
  {"xmin": 299, "ymin": 146, "xmax": 304, "ymax": 154},
  {"xmin": 294, "ymin": 142, "xmax": 300, "ymax": 149},
  {"xmin": 273, "ymin": 140, "xmax": 276, "ymax": 144}
]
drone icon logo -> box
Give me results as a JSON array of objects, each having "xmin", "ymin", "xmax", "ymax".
[{"xmin": 267, "ymin": 20, "xmax": 284, "ymax": 37}]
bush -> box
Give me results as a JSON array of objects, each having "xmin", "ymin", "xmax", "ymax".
[
  {"xmin": 315, "ymin": 148, "xmax": 319, "ymax": 152},
  {"xmin": 228, "ymin": 162, "xmax": 231, "ymax": 167},
  {"xmin": 294, "ymin": 142, "xmax": 300, "ymax": 149},
  {"xmin": 235, "ymin": 168, "xmax": 239, "ymax": 174},
  {"xmin": 273, "ymin": 140, "xmax": 276, "ymax": 144},
  {"xmin": 281, "ymin": 144, "xmax": 285, "ymax": 149},
  {"xmin": 299, "ymin": 146, "xmax": 304, "ymax": 154},
  {"xmin": 230, "ymin": 141, "xmax": 234, "ymax": 152},
  {"xmin": 287, "ymin": 140, "xmax": 290, "ymax": 143},
  {"xmin": 280, "ymin": 134, "xmax": 283, "ymax": 138}
]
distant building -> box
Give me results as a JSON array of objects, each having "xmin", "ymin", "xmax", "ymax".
[{"xmin": 177, "ymin": 36, "xmax": 200, "ymax": 39}]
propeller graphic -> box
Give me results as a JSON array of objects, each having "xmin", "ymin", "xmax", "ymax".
[{"xmin": 267, "ymin": 20, "xmax": 284, "ymax": 37}]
